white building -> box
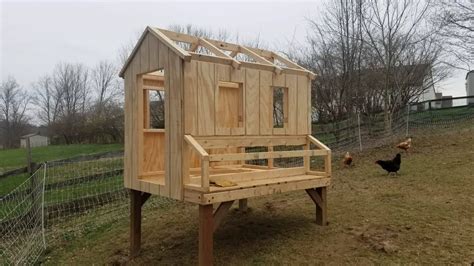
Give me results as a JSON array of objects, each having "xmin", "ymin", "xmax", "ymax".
[
  {"xmin": 466, "ymin": 70, "xmax": 474, "ymax": 105},
  {"xmin": 20, "ymin": 133, "xmax": 49, "ymax": 148}
]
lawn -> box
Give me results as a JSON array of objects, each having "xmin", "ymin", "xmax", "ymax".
[
  {"xmin": 0, "ymin": 144, "xmax": 123, "ymax": 195},
  {"xmin": 0, "ymin": 143, "xmax": 123, "ymax": 173},
  {"xmin": 41, "ymin": 124, "xmax": 474, "ymax": 264}
]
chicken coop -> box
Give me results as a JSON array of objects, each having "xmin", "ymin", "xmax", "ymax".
[{"xmin": 119, "ymin": 26, "xmax": 332, "ymax": 265}]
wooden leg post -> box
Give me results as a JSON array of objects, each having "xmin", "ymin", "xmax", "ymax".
[
  {"xmin": 130, "ymin": 189, "xmax": 151, "ymax": 258},
  {"xmin": 305, "ymin": 187, "xmax": 327, "ymax": 225},
  {"xmin": 199, "ymin": 204, "xmax": 214, "ymax": 266},
  {"xmin": 238, "ymin": 198, "xmax": 248, "ymax": 212}
]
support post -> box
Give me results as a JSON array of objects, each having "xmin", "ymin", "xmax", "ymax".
[
  {"xmin": 305, "ymin": 187, "xmax": 327, "ymax": 226},
  {"xmin": 199, "ymin": 204, "xmax": 214, "ymax": 266},
  {"xmin": 238, "ymin": 199, "xmax": 248, "ymax": 212},
  {"xmin": 130, "ymin": 189, "xmax": 151, "ymax": 258}
]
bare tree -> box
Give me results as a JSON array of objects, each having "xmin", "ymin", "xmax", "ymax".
[
  {"xmin": 33, "ymin": 75, "xmax": 59, "ymax": 127},
  {"xmin": 50, "ymin": 63, "xmax": 90, "ymax": 144},
  {"xmin": 433, "ymin": 0, "xmax": 473, "ymax": 70},
  {"xmin": 91, "ymin": 60, "xmax": 119, "ymax": 111},
  {"xmin": 296, "ymin": 0, "xmax": 365, "ymax": 122},
  {"xmin": 0, "ymin": 77, "xmax": 31, "ymax": 148},
  {"xmin": 361, "ymin": 0, "xmax": 444, "ymax": 131}
]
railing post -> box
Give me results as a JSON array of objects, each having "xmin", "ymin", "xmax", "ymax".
[
  {"xmin": 325, "ymin": 150, "xmax": 332, "ymax": 177},
  {"xmin": 201, "ymin": 157, "xmax": 210, "ymax": 191},
  {"xmin": 304, "ymin": 140, "xmax": 310, "ymax": 172},
  {"xmin": 268, "ymin": 146, "xmax": 274, "ymax": 168},
  {"xmin": 183, "ymin": 141, "xmax": 190, "ymax": 186}
]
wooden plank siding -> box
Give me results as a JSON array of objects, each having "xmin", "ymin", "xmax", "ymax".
[
  {"xmin": 182, "ymin": 64, "xmax": 310, "ymax": 137},
  {"xmin": 245, "ymin": 69, "xmax": 260, "ymax": 135},
  {"xmin": 197, "ymin": 62, "xmax": 216, "ymax": 136},
  {"xmin": 297, "ymin": 75, "xmax": 310, "ymax": 134},
  {"xmin": 123, "ymin": 32, "xmax": 313, "ymax": 200},
  {"xmin": 123, "ymin": 32, "xmax": 185, "ymax": 199}
]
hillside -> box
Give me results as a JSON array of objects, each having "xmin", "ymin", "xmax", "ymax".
[{"xmin": 41, "ymin": 124, "xmax": 474, "ymax": 264}]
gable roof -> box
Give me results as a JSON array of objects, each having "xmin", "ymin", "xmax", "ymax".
[
  {"xmin": 21, "ymin": 133, "xmax": 47, "ymax": 139},
  {"xmin": 119, "ymin": 27, "xmax": 315, "ymax": 79}
]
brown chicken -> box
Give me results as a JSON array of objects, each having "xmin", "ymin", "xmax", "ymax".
[
  {"xmin": 343, "ymin": 152, "xmax": 353, "ymax": 167},
  {"xmin": 396, "ymin": 137, "xmax": 412, "ymax": 153}
]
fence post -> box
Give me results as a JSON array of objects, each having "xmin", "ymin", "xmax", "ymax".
[
  {"xmin": 357, "ymin": 112, "xmax": 362, "ymax": 151},
  {"xmin": 26, "ymin": 137, "xmax": 34, "ymax": 174},
  {"xmin": 406, "ymin": 103, "xmax": 410, "ymax": 137},
  {"xmin": 26, "ymin": 137, "xmax": 40, "ymax": 226}
]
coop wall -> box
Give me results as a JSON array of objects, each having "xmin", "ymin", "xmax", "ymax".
[
  {"xmin": 183, "ymin": 61, "xmax": 311, "ymax": 137},
  {"xmin": 123, "ymin": 31, "xmax": 184, "ymax": 200}
]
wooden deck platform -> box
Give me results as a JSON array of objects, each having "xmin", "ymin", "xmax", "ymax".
[{"xmin": 140, "ymin": 164, "xmax": 330, "ymax": 204}]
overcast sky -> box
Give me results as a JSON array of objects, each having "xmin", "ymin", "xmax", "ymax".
[{"xmin": 0, "ymin": 0, "xmax": 468, "ymax": 98}]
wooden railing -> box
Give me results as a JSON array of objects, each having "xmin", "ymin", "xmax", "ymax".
[{"xmin": 184, "ymin": 135, "xmax": 331, "ymax": 192}]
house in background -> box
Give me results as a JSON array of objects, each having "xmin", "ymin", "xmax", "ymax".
[
  {"xmin": 20, "ymin": 133, "xmax": 49, "ymax": 148},
  {"xmin": 409, "ymin": 65, "xmax": 453, "ymax": 111},
  {"xmin": 466, "ymin": 70, "xmax": 474, "ymax": 105}
]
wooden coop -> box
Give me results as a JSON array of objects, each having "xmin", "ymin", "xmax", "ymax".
[{"xmin": 119, "ymin": 26, "xmax": 332, "ymax": 265}]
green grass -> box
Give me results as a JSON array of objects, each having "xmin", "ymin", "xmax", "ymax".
[
  {"xmin": 41, "ymin": 123, "xmax": 474, "ymax": 265},
  {"xmin": 0, "ymin": 144, "xmax": 122, "ymax": 195},
  {"xmin": 0, "ymin": 143, "xmax": 123, "ymax": 173}
]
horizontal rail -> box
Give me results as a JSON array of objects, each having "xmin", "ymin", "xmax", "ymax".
[
  {"xmin": 209, "ymin": 167, "xmax": 306, "ymax": 183},
  {"xmin": 209, "ymin": 149, "xmax": 328, "ymax": 162},
  {"xmin": 195, "ymin": 135, "xmax": 307, "ymax": 149}
]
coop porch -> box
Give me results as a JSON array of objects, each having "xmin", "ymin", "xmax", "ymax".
[{"xmin": 137, "ymin": 135, "xmax": 331, "ymax": 203}]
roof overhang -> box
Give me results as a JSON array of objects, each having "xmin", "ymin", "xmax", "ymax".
[{"xmin": 119, "ymin": 27, "xmax": 316, "ymax": 80}]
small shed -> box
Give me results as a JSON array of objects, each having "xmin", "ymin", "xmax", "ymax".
[
  {"xmin": 120, "ymin": 26, "xmax": 332, "ymax": 265},
  {"xmin": 20, "ymin": 133, "xmax": 49, "ymax": 148}
]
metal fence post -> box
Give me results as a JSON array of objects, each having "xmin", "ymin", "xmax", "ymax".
[
  {"xmin": 406, "ymin": 103, "xmax": 410, "ymax": 137},
  {"xmin": 357, "ymin": 112, "xmax": 362, "ymax": 151}
]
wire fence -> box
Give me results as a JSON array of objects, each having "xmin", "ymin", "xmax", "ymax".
[
  {"xmin": 1, "ymin": 96, "xmax": 473, "ymax": 265},
  {"xmin": 1, "ymin": 165, "xmax": 46, "ymax": 265},
  {"xmin": 313, "ymin": 97, "xmax": 474, "ymax": 153}
]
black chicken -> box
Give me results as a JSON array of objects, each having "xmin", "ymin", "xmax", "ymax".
[{"xmin": 375, "ymin": 153, "xmax": 401, "ymax": 175}]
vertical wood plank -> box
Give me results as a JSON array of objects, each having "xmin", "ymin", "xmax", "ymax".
[
  {"xmin": 199, "ymin": 204, "xmax": 214, "ymax": 266},
  {"xmin": 286, "ymin": 74, "xmax": 297, "ymax": 135},
  {"xmin": 245, "ymin": 68, "xmax": 259, "ymax": 135},
  {"xmin": 259, "ymin": 71, "xmax": 272, "ymax": 135},
  {"xmin": 297, "ymin": 75, "xmax": 309, "ymax": 134},
  {"xmin": 201, "ymin": 159, "xmax": 210, "ymax": 190},
  {"xmin": 137, "ymin": 75, "xmax": 144, "ymax": 180},
  {"xmin": 131, "ymin": 50, "xmax": 141, "ymax": 191},
  {"xmin": 198, "ymin": 62, "xmax": 215, "ymax": 136},
  {"xmin": 231, "ymin": 67, "xmax": 245, "ymax": 135},
  {"xmin": 149, "ymin": 33, "xmax": 159, "ymax": 71},
  {"xmin": 215, "ymin": 65, "xmax": 232, "ymax": 136},
  {"xmin": 123, "ymin": 69, "xmax": 132, "ymax": 188},
  {"xmin": 184, "ymin": 61, "xmax": 198, "ymax": 135},
  {"xmin": 169, "ymin": 51, "xmax": 184, "ymax": 200},
  {"xmin": 140, "ymin": 34, "xmax": 150, "ymax": 73},
  {"xmin": 159, "ymin": 43, "xmax": 171, "ymax": 197}
]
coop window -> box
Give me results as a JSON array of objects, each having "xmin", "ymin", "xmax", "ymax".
[
  {"xmin": 216, "ymin": 81, "xmax": 243, "ymax": 129},
  {"xmin": 144, "ymin": 90, "xmax": 166, "ymax": 129},
  {"xmin": 273, "ymin": 87, "xmax": 288, "ymax": 128}
]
